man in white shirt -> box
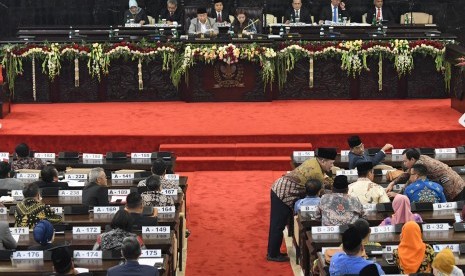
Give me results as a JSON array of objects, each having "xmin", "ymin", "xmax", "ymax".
[
  {"xmin": 188, "ymin": 7, "xmax": 219, "ymax": 35},
  {"xmin": 348, "ymin": 161, "xmax": 390, "ymax": 204}
]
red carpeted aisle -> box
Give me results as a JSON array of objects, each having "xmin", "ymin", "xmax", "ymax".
[{"xmin": 185, "ymin": 171, "xmax": 293, "ymax": 276}]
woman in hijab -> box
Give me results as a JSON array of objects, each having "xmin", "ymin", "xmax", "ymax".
[
  {"xmin": 123, "ymin": 0, "xmax": 149, "ymax": 25},
  {"xmin": 432, "ymin": 248, "xmax": 464, "ymax": 276},
  {"xmin": 379, "ymin": 194, "xmax": 423, "ymax": 225},
  {"xmin": 393, "ymin": 221, "xmax": 435, "ymax": 274}
]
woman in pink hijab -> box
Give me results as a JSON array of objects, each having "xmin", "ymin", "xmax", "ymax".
[{"xmin": 380, "ymin": 194, "xmax": 423, "ymax": 225}]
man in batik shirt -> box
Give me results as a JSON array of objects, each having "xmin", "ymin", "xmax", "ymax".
[
  {"xmin": 316, "ymin": 175, "xmax": 364, "ymax": 226},
  {"xmin": 405, "ymin": 163, "xmax": 447, "ymax": 203}
]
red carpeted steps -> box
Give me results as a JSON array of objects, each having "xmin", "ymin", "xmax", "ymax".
[{"xmin": 159, "ymin": 143, "xmax": 312, "ymax": 171}]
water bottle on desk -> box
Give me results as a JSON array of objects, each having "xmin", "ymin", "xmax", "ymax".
[
  {"xmin": 69, "ymin": 26, "xmax": 75, "ymax": 39},
  {"xmin": 229, "ymin": 25, "xmax": 234, "ymax": 37},
  {"xmin": 109, "ymin": 26, "xmax": 114, "ymax": 39},
  {"xmin": 279, "ymin": 26, "xmax": 284, "ymax": 37},
  {"xmin": 319, "ymin": 27, "xmax": 325, "ymax": 37},
  {"xmin": 404, "ymin": 14, "xmax": 410, "ymax": 25}
]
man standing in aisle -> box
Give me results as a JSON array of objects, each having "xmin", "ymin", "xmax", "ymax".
[{"xmin": 267, "ymin": 148, "xmax": 337, "ymax": 262}]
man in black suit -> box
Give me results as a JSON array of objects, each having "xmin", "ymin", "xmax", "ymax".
[
  {"xmin": 82, "ymin": 167, "xmax": 109, "ymax": 207},
  {"xmin": 159, "ymin": 0, "xmax": 184, "ymax": 24},
  {"xmin": 319, "ymin": 0, "xmax": 350, "ymax": 24},
  {"xmin": 284, "ymin": 0, "xmax": 313, "ymax": 24},
  {"xmin": 366, "ymin": 0, "xmax": 394, "ymax": 24},
  {"xmin": 35, "ymin": 165, "xmax": 69, "ymax": 190},
  {"xmin": 209, "ymin": 0, "xmax": 230, "ymax": 23},
  {"xmin": 125, "ymin": 192, "xmax": 158, "ymax": 230}
]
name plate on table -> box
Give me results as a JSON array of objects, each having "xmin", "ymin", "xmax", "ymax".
[
  {"xmin": 65, "ymin": 174, "xmax": 88, "ymax": 180},
  {"xmin": 108, "ymin": 189, "xmax": 130, "ymax": 196},
  {"xmin": 73, "ymin": 251, "xmax": 102, "ymax": 259},
  {"xmin": 422, "ymin": 223, "xmax": 450, "ymax": 231},
  {"xmin": 336, "ymin": 170, "xmax": 358, "ymax": 176},
  {"xmin": 161, "ymin": 189, "xmax": 178, "ymax": 196},
  {"xmin": 82, "ymin": 153, "xmax": 103, "ymax": 160},
  {"xmin": 383, "ymin": 245, "xmax": 399, "ymax": 253},
  {"xmin": 34, "ymin": 153, "xmax": 55, "ymax": 159},
  {"xmin": 0, "ymin": 152, "xmax": 9, "ymax": 159},
  {"xmin": 111, "ymin": 173, "xmax": 134, "ymax": 180},
  {"xmin": 10, "ymin": 227, "xmax": 29, "ymax": 235},
  {"xmin": 340, "ymin": 150, "xmax": 350, "ymax": 156},
  {"xmin": 131, "ymin": 158, "xmax": 152, "ymax": 164},
  {"xmin": 164, "ymin": 174, "xmax": 180, "ymax": 182},
  {"xmin": 363, "ymin": 204, "xmax": 377, "ymax": 212},
  {"xmin": 293, "ymin": 151, "xmax": 314, "ymax": 158},
  {"xmin": 392, "ymin": 149, "xmax": 405, "ymax": 155},
  {"xmin": 141, "ymin": 249, "xmax": 162, "ymax": 258},
  {"xmin": 131, "ymin": 153, "xmax": 152, "ymax": 159},
  {"xmin": 73, "ymin": 226, "xmax": 101, "ymax": 234},
  {"xmin": 433, "ymin": 244, "xmax": 460, "ymax": 253},
  {"xmin": 301, "ymin": 205, "xmax": 318, "ymax": 212},
  {"xmin": 433, "ymin": 202, "xmax": 458, "ymax": 210},
  {"xmin": 83, "ymin": 159, "xmax": 103, "ymax": 165},
  {"xmin": 435, "ymin": 148, "xmax": 456, "ymax": 154},
  {"xmin": 50, "ymin": 207, "xmax": 63, "ymax": 214},
  {"xmin": 142, "ymin": 226, "xmax": 170, "ymax": 234},
  {"xmin": 16, "ymin": 173, "xmax": 39, "ymax": 180},
  {"xmin": 11, "ymin": 190, "xmax": 23, "ymax": 197},
  {"xmin": 156, "ymin": 206, "xmax": 175, "ymax": 213},
  {"xmin": 0, "ymin": 207, "xmax": 7, "ymax": 214},
  {"xmin": 370, "ymin": 225, "xmax": 395, "ymax": 234},
  {"xmin": 12, "ymin": 251, "xmax": 43, "ymax": 260},
  {"xmin": 93, "ymin": 206, "xmax": 119, "ymax": 214},
  {"xmin": 311, "ymin": 226, "xmax": 340, "ymax": 234},
  {"xmin": 59, "ymin": 190, "xmax": 82, "ymax": 197}
]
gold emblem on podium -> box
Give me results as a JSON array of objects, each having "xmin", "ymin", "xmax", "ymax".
[{"xmin": 213, "ymin": 62, "xmax": 245, "ymax": 88}]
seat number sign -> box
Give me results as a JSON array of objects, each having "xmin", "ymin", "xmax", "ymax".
[
  {"xmin": 73, "ymin": 251, "xmax": 102, "ymax": 259},
  {"xmin": 142, "ymin": 226, "xmax": 170, "ymax": 234},
  {"xmin": 311, "ymin": 226, "xmax": 340, "ymax": 234},
  {"xmin": 73, "ymin": 227, "xmax": 101, "ymax": 234},
  {"xmin": 422, "ymin": 223, "xmax": 449, "ymax": 231},
  {"xmin": 12, "ymin": 251, "xmax": 43, "ymax": 259}
]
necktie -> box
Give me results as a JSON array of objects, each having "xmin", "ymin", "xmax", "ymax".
[
  {"xmin": 295, "ymin": 10, "xmax": 299, "ymax": 18},
  {"xmin": 377, "ymin": 8, "xmax": 381, "ymax": 20},
  {"xmin": 170, "ymin": 12, "xmax": 173, "ymax": 17},
  {"xmin": 218, "ymin": 12, "xmax": 222, "ymax": 22},
  {"xmin": 333, "ymin": 7, "xmax": 338, "ymax": 22}
]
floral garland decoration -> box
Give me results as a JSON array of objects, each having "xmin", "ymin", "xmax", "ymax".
[{"xmin": 171, "ymin": 43, "xmax": 276, "ymax": 89}]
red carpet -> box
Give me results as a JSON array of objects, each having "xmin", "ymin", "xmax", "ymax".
[
  {"xmin": 0, "ymin": 99, "xmax": 464, "ymax": 155},
  {"xmin": 185, "ymin": 171, "xmax": 293, "ymax": 276}
]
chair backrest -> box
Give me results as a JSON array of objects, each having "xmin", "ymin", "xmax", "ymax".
[
  {"xmin": 400, "ymin": 12, "xmax": 433, "ymax": 24},
  {"xmin": 147, "ymin": 15, "xmax": 155, "ymax": 24},
  {"xmin": 265, "ymin": 14, "xmax": 277, "ymax": 25},
  {"xmin": 362, "ymin": 13, "xmax": 367, "ymax": 24}
]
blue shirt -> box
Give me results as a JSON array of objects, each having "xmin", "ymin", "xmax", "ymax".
[
  {"xmin": 329, "ymin": 252, "xmax": 385, "ymax": 276},
  {"xmin": 348, "ymin": 150, "xmax": 386, "ymax": 170},
  {"xmin": 294, "ymin": 196, "xmax": 321, "ymax": 214},
  {"xmin": 405, "ymin": 178, "xmax": 447, "ymax": 203}
]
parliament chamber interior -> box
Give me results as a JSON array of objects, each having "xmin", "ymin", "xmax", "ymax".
[{"xmin": 1, "ymin": 0, "xmax": 465, "ymax": 275}]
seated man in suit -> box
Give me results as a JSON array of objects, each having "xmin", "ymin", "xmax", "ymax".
[
  {"xmin": 82, "ymin": 167, "xmax": 109, "ymax": 207},
  {"xmin": 366, "ymin": 0, "xmax": 394, "ymax": 24},
  {"xmin": 319, "ymin": 0, "xmax": 350, "ymax": 24},
  {"xmin": 35, "ymin": 165, "xmax": 68, "ymax": 189},
  {"xmin": 159, "ymin": 0, "xmax": 184, "ymax": 24},
  {"xmin": 0, "ymin": 161, "xmax": 24, "ymax": 190},
  {"xmin": 284, "ymin": 0, "xmax": 312, "ymax": 24},
  {"xmin": 188, "ymin": 7, "xmax": 219, "ymax": 35},
  {"xmin": 125, "ymin": 192, "xmax": 158, "ymax": 230},
  {"xmin": 209, "ymin": 0, "xmax": 230, "ymax": 23},
  {"xmin": 107, "ymin": 236, "xmax": 159, "ymax": 276}
]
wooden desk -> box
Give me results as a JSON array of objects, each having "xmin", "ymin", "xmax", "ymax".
[
  {"xmin": 297, "ymin": 210, "xmax": 459, "ymax": 276},
  {"xmin": 0, "ymin": 255, "xmax": 169, "ymax": 276},
  {"xmin": 292, "ymin": 153, "xmax": 465, "ymax": 169},
  {"xmin": 305, "ymin": 229, "xmax": 465, "ymax": 276}
]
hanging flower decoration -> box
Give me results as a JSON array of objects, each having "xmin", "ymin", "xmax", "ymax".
[
  {"xmin": 340, "ymin": 40, "xmax": 368, "ymax": 77},
  {"xmin": 170, "ymin": 43, "xmax": 276, "ymax": 89}
]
